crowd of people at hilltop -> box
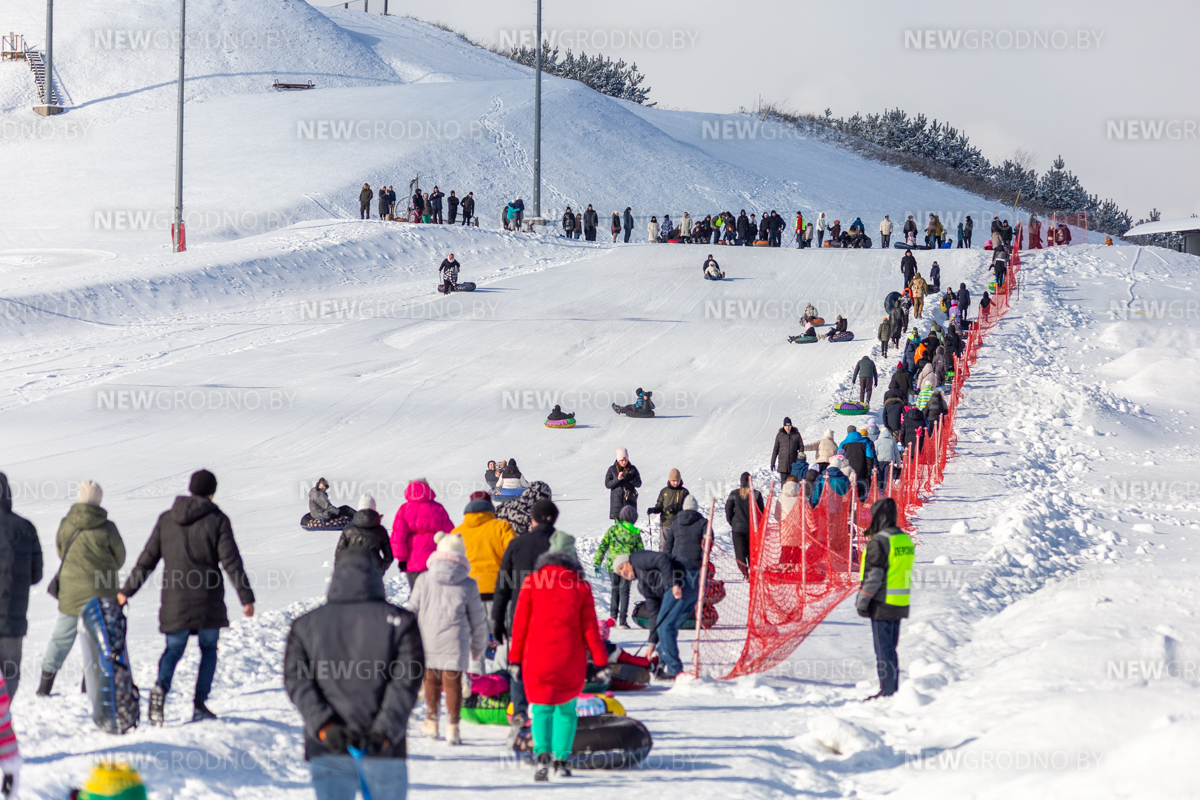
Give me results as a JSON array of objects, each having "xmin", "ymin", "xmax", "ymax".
[{"xmin": 358, "ymin": 183, "xmax": 478, "ymax": 226}]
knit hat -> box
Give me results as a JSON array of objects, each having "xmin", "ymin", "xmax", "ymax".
[
  {"xmin": 189, "ymin": 469, "xmax": 217, "ymax": 497},
  {"xmin": 612, "ymin": 553, "xmax": 632, "ymax": 571},
  {"xmin": 682, "ymin": 494, "xmax": 699, "ymax": 512},
  {"xmin": 618, "ymin": 505, "xmax": 638, "ymax": 523},
  {"xmin": 77, "ymin": 480, "xmax": 103, "ymax": 507},
  {"xmin": 847, "ymin": 424, "xmax": 857, "ymax": 433},
  {"xmin": 434, "ymin": 532, "xmax": 466, "ymax": 556},
  {"xmin": 464, "ymin": 496, "xmax": 494, "ymax": 514},
  {"xmin": 668, "ymin": 468, "xmax": 682, "ymax": 482},
  {"xmin": 532, "ymin": 498, "xmax": 559, "ymax": 525},
  {"xmin": 615, "ymin": 447, "xmax": 629, "ymax": 460},
  {"xmin": 357, "ymin": 494, "xmax": 376, "ymax": 512},
  {"xmin": 783, "ymin": 416, "xmax": 792, "ymax": 425},
  {"xmin": 470, "ymin": 490, "xmax": 491, "ymax": 501}
]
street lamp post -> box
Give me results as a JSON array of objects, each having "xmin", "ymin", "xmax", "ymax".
[
  {"xmin": 33, "ymin": 0, "xmax": 63, "ymax": 115},
  {"xmin": 530, "ymin": 0, "xmax": 544, "ymax": 227},
  {"xmin": 172, "ymin": 0, "xmax": 186, "ymax": 252}
]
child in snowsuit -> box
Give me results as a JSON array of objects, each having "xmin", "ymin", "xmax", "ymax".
[{"xmin": 593, "ymin": 505, "xmax": 645, "ymax": 628}]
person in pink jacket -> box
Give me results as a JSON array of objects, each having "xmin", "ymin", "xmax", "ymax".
[{"xmin": 391, "ymin": 480, "xmax": 454, "ymax": 589}]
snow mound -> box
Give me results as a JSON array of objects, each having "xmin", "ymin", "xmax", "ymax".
[{"xmin": 797, "ymin": 715, "xmax": 887, "ymax": 760}]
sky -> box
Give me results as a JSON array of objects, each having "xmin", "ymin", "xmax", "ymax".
[{"xmin": 316, "ymin": 0, "xmax": 1199, "ymax": 221}]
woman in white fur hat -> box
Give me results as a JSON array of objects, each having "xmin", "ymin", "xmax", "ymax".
[{"xmin": 405, "ymin": 533, "xmax": 487, "ymax": 746}]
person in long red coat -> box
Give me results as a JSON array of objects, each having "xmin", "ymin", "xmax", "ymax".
[{"xmin": 508, "ymin": 526, "xmax": 608, "ymax": 782}]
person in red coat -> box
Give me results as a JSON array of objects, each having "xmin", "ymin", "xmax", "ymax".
[{"xmin": 508, "ymin": 509, "xmax": 608, "ymax": 782}]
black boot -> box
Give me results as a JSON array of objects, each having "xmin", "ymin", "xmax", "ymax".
[
  {"xmin": 534, "ymin": 752, "xmax": 551, "ymax": 783},
  {"xmin": 193, "ymin": 700, "xmax": 218, "ymax": 722},
  {"xmin": 36, "ymin": 670, "xmax": 55, "ymax": 697},
  {"xmin": 553, "ymin": 760, "xmax": 572, "ymax": 778},
  {"xmin": 149, "ymin": 684, "xmax": 166, "ymax": 726}
]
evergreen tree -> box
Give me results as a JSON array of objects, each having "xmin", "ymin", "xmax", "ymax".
[{"xmin": 505, "ymin": 42, "xmax": 653, "ymax": 105}]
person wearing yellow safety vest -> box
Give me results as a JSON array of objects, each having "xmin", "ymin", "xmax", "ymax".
[{"xmin": 855, "ymin": 497, "xmax": 914, "ymax": 700}]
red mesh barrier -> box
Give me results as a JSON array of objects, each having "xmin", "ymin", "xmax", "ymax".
[{"xmin": 690, "ymin": 227, "xmax": 1023, "ymax": 679}]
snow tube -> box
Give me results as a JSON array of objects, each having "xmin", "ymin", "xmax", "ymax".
[
  {"xmin": 437, "ymin": 281, "xmax": 476, "ymax": 293},
  {"xmin": 610, "ymin": 662, "xmax": 652, "ymax": 691},
  {"xmin": 834, "ymin": 401, "xmax": 871, "ymax": 415},
  {"xmin": 78, "ymin": 597, "xmax": 140, "ymax": 735},
  {"xmin": 631, "ymin": 600, "xmax": 717, "ymax": 631},
  {"xmin": 513, "ymin": 714, "xmax": 653, "ymax": 769},
  {"xmin": 462, "ymin": 692, "xmax": 510, "ymax": 725},
  {"xmin": 300, "ymin": 513, "xmax": 351, "ymax": 531},
  {"xmin": 544, "ymin": 418, "xmax": 576, "ymax": 428},
  {"xmin": 788, "ymin": 335, "xmax": 819, "ymax": 344},
  {"xmin": 613, "ymin": 404, "xmax": 655, "ymax": 418},
  {"xmin": 884, "ymin": 291, "xmax": 901, "ymax": 312},
  {"xmin": 801, "ymin": 316, "xmax": 825, "ymax": 326},
  {"xmin": 76, "ymin": 762, "xmax": 148, "ymax": 800},
  {"xmin": 492, "ymin": 487, "xmax": 525, "ymax": 504},
  {"xmin": 827, "ymin": 331, "xmax": 855, "ymax": 343}
]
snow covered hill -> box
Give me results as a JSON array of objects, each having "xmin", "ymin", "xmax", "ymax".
[{"xmin": 2, "ymin": 2, "xmax": 1200, "ymax": 799}]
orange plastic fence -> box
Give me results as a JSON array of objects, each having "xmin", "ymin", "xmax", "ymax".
[{"xmin": 691, "ymin": 226, "xmax": 1023, "ymax": 679}]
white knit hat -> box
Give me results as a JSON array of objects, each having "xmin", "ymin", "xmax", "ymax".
[
  {"xmin": 358, "ymin": 493, "xmax": 377, "ymax": 512},
  {"xmin": 615, "ymin": 447, "xmax": 629, "ymax": 460},
  {"xmin": 77, "ymin": 480, "xmax": 103, "ymax": 507},
  {"xmin": 434, "ymin": 532, "xmax": 466, "ymax": 556}
]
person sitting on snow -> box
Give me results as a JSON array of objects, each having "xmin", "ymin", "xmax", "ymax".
[
  {"xmin": 613, "ymin": 389, "xmax": 655, "ymax": 418},
  {"xmin": 702, "ymin": 255, "xmax": 724, "ymax": 280},
  {"xmin": 546, "ymin": 405, "xmax": 574, "ymax": 422},
  {"xmin": 801, "ymin": 304, "xmax": 820, "ymax": 324},
  {"xmin": 832, "ymin": 315, "xmax": 848, "ymax": 334},
  {"xmin": 309, "ymin": 478, "xmax": 354, "ymax": 522}
]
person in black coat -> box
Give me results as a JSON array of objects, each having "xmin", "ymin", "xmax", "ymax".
[
  {"xmin": 492, "ymin": 500, "xmax": 558, "ymax": 724},
  {"xmin": 736, "ymin": 210, "xmax": 749, "ymax": 241},
  {"xmin": 622, "ymin": 207, "xmax": 634, "ymax": 243},
  {"xmin": 613, "ymin": 549, "xmax": 697, "ymax": 678},
  {"xmin": 484, "ymin": 460, "xmax": 499, "ymax": 491},
  {"xmin": 460, "ymin": 192, "xmax": 475, "ymax": 225},
  {"xmin": 770, "ymin": 418, "xmax": 805, "ymax": 483},
  {"xmin": 957, "ymin": 283, "xmax": 971, "ymax": 317},
  {"xmin": 856, "ymin": 498, "xmax": 910, "ymax": 698},
  {"xmin": 883, "ymin": 392, "xmax": 905, "ymax": 436},
  {"xmin": 0, "ymin": 472, "xmax": 43, "ymax": 699},
  {"xmin": 583, "ymin": 205, "xmax": 599, "ymax": 241},
  {"xmin": 119, "ymin": 469, "xmax": 255, "ymax": 722},
  {"xmin": 901, "ymin": 407, "xmax": 927, "ymax": 452},
  {"xmin": 724, "ymin": 473, "xmax": 764, "ymax": 578},
  {"xmin": 285, "ymin": 553, "xmax": 423, "ymax": 796},
  {"xmin": 888, "ymin": 364, "xmax": 913, "ymax": 399},
  {"xmin": 334, "ymin": 496, "xmax": 394, "ymax": 574},
  {"xmin": 663, "ymin": 495, "xmax": 706, "ymax": 565},
  {"xmin": 604, "ymin": 449, "xmax": 641, "ymax": 519},
  {"xmin": 900, "ymin": 251, "xmax": 917, "ymax": 286},
  {"xmin": 447, "ymin": 190, "xmax": 459, "ymax": 224}
]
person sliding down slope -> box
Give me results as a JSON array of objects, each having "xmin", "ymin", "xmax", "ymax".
[
  {"xmin": 702, "ymin": 255, "xmax": 724, "ymax": 280},
  {"xmin": 612, "ymin": 389, "xmax": 655, "ymax": 418}
]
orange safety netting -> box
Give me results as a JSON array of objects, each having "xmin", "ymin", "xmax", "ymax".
[{"xmin": 689, "ymin": 226, "xmax": 1024, "ymax": 679}]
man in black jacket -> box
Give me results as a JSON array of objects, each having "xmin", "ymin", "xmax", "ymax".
[
  {"xmin": 446, "ymin": 190, "xmax": 459, "ymax": 224},
  {"xmin": 604, "ymin": 448, "xmax": 641, "ymax": 519},
  {"xmin": 856, "ymin": 498, "xmax": 912, "ymax": 699},
  {"xmin": 429, "ymin": 186, "xmax": 444, "ymax": 223},
  {"xmin": 725, "ymin": 473, "xmax": 764, "ymax": 578},
  {"xmin": 736, "ymin": 210, "xmax": 749, "ymax": 242},
  {"xmin": 334, "ymin": 495, "xmax": 393, "ymax": 574},
  {"xmin": 460, "ymin": 192, "xmax": 475, "ymax": 225},
  {"xmin": 285, "ymin": 553, "xmax": 423, "ymax": 799},
  {"xmin": 583, "ymin": 205, "xmax": 599, "ymax": 241},
  {"xmin": 854, "ymin": 355, "xmax": 879, "ymax": 405},
  {"xmin": 492, "ymin": 499, "xmax": 558, "ymax": 728},
  {"xmin": 888, "ymin": 364, "xmax": 914, "ymax": 400},
  {"xmin": 663, "ymin": 495, "xmax": 706, "ymax": 565},
  {"xmin": 359, "ymin": 184, "xmax": 373, "ymax": 219},
  {"xmin": 622, "ymin": 207, "xmax": 634, "ymax": 242},
  {"xmin": 770, "ymin": 418, "xmax": 804, "ymax": 483},
  {"xmin": 119, "ymin": 469, "xmax": 255, "ymax": 724},
  {"xmin": 900, "ymin": 251, "xmax": 917, "ymax": 286},
  {"xmin": 0, "ymin": 472, "xmax": 43, "ymax": 699},
  {"xmin": 615, "ymin": 550, "xmax": 698, "ymax": 680}
]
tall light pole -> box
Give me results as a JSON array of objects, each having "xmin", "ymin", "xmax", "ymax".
[
  {"xmin": 33, "ymin": 0, "xmax": 63, "ymax": 115},
  {"xmin": 531, "ymin": 0, "xmax": 542, "ymax": 224},
  {"xmin": 172, "ymin": 0, "xmax": 186, "ymax": 252}
]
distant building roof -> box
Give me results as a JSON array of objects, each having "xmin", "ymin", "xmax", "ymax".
[{"xmin": 1123, "ymin": 217, "xmax": 1200, "ymax": 237}]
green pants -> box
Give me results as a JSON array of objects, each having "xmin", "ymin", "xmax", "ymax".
[{"xmin": 530, "ymin": 699, "xmax": 577, "ymax": 760}]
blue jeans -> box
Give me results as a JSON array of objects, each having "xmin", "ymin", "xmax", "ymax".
[
  {"xmin": 871, "ymin": 619, "xmax": 902, "ymax": 695},
  {"xmin": 654, "ymin": 570, "xmax": 700, "ymax": 675},
  {"xmin": 42, "ymin": 612, "xmax": 80, "ymax": 673},
  {"xmin": 158, "ymin": 628, "xmax": 220, "ymax": 702},
  {"xmin": 311, "ymin": 755, "xmax": 408, "ymax": 800}
]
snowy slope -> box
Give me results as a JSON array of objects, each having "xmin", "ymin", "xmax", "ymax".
[{"xmin": 3, "ymin": 1, "xmax": 1200, "ymax": 798}]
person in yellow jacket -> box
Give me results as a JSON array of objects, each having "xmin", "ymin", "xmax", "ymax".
[
  {"xmin": 856, "ymin": 497, "xmax": 913, "ymax": 699},
  {"xmin": 909, "ymin": 272, "xmax": 928, "ymax": 318},
  {"xmin": 452, "ymin": 492, "xmax": 515, "ymax": 629}
]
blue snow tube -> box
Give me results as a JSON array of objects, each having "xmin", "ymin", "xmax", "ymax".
[
  {"xmin": 78, "ymin": 597, "xmax": 141, "ymax": 734},
  {"xmin": 884, "ymin": 291, "xmax": 901, "ymax": 312}
]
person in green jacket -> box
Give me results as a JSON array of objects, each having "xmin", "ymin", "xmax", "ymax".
[
  {"xmin": 36, "ymin": 481, "xmax": 125, "ymax": 697},
  {"xmin": 593, "ymin": 506, "xmax": 645, "ymax": 628},
  {"xmin": 647, "ymin": 469, "xmax": 689, "ymax": 547}
]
